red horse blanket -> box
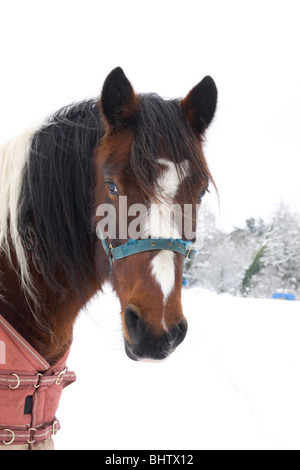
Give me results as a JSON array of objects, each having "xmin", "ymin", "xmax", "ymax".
[{"xmin": 0, "ymin": 314, "xmax": 76, "ymax": 448}]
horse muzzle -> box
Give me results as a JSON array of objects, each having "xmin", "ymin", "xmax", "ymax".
[{"xmin": 124, "ymin": 306, "xmax": 188, "ymax": 361}]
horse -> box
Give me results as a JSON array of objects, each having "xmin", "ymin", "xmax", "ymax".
[{"xmin": 0, "ymin": 67, "xmax": 217, "ymax": 449}]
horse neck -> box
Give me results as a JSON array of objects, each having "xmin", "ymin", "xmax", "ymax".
[{"xmin": 0, "ymin": 248, "xmax": 100, "ymax": 365}]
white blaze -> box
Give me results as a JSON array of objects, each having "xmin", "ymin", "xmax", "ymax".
[
  {"xmin": 151, "ymin": 250, "xmax": 176, "ymax": 303},
  {"xmin": 150, "ymin": 160, "xmax": 189, "ymax": 316}
]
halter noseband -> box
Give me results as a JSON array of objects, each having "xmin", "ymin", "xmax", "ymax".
[{"xmin": 101, "ymin": 237, "xmax": 196, "ymax": 269}]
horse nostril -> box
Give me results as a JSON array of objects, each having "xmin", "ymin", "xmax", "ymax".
[
  {"xmin": 170, "ymin": 319, "xmax": 188, "ymax": 348},
  {"xmin": 125, "ymin": 306, "xmax": 141, "ymax": 344},
  {"xmin": 178, "ymin": 319, "xmax": 188, "ymax": 335}
]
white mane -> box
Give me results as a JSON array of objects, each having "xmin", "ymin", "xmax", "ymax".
[{"xmin": 0, "ymin": 126, "xmax": 39, "ymax": 293}]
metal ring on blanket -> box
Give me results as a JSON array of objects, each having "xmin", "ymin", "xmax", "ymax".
[
  {"xmin": 27, "ymin": 428, "xmax": 37, "ymax": 445},
  {"xmin": 3, "ymin": 429, "xmax": 15, "ymax": 445},
  {"xmin": 8, "ymin": 373, "xmax": 20, "ymax": 390}
]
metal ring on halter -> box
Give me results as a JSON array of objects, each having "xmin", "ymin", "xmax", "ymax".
[
  {"xmin": 27, "ymin": 428, "xmax": 37, "ymax": 444},
  {"xmin": 3, "ymin": 429, "xmax": 15, "ymax": 445},
  {"xmin": 9, "ymin": 373, "xmax": 20, "ymax": 390}
]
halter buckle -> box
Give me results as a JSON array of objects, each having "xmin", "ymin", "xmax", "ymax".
[
  {"xmin": 108, "ymin": 244, "xmax": 115, "ymax": 262},
  {"xmin": 185, "ymin": 245, "xmax": 194, "ymax": 260}
]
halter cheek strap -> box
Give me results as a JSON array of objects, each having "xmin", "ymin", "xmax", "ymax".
[{"xmin": 100, "ymin": 236, "xmax": 196, "ymax": 269}]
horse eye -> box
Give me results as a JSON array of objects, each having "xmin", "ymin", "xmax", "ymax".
[
  {"xmin": 106, "ymin": 181, "xmax": 119, "ymax": 195},
  {"xmin": 198, "ymin": 188, "xmax": 207, "ymax": 202}
]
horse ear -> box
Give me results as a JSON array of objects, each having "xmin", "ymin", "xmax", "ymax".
[
  {"xmin": 100, "ymin": 67, "xmax": 138, "ymax": 130},
  {"xmin": 181, "ymin": 76, "xmax": 217, "ymax": 135}
]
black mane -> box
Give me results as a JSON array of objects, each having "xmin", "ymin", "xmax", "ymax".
[{"xmin": 18, "ymin": 100, "xmax": 104, "ymax": 294}]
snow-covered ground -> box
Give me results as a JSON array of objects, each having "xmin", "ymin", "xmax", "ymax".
[{"xmin": 55, "ymin": 284, "xmax": 300, "ymax": 450}]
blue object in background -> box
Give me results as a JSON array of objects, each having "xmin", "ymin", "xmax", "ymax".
[{"xmin": 272, "ymin": 292, "xmax": 296, "ymax": 301}]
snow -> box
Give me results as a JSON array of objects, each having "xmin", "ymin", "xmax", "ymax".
[{"xmin": 55, "ymin": 284, "xmax": 300, "ymax": 450}]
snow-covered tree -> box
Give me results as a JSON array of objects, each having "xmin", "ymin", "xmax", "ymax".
[
  {"xmin": 184, "ymin": 204, "xmax": 300, "ymax": 300},
  {"xmin": 185, "ymin": 208, "xmax": 255, "ymax": 295},
  {"xmin": 248, "ymin": 204, "xmax": 300, "ymax": 298}
]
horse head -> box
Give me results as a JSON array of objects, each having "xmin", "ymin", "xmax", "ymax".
[{"xmin": 95, "ymin": 68, "xmax": 217, "ymax": 361}]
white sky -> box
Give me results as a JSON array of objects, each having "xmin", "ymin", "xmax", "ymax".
[{"xmin": 0, "ymin": 0, "xmax": 299, "ymax": 231}]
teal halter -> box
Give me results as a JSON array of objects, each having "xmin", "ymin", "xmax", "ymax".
[{"xmin": 101, "ymin": 236, "xmax": 196, "ymax": 270}]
